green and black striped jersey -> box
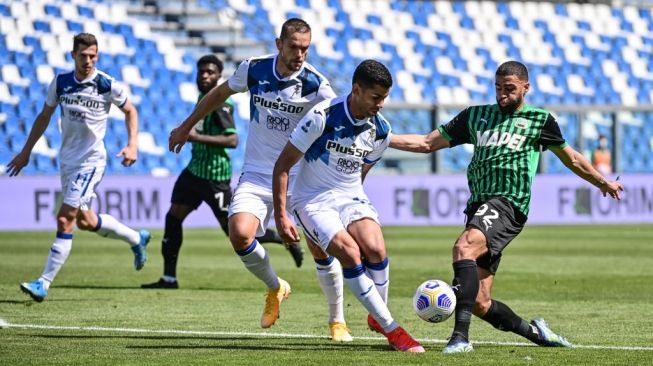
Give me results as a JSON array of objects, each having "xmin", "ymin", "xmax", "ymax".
[
  {"xmin": 438, "ymin": 104, "xmax": 567, "ymax": 216},
  {"xmin": 187, "ymin": 94, "xmax": 237, "ymax": 181}
]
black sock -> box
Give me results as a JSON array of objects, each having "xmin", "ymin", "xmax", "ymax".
[
  {"xmin": 256, "ymin": 229, "xmax": 283, "ymax": 244},
  {"xmin": 452, "ymin": 259, "xmax": 479, "ymax": 340},
  {"xmin": 481, "ymin": 300, "xmax": 540, "ymax": 344},
  {"xmin": 162, "ymin": 213, "xmax": 183, "ymax": 278}
]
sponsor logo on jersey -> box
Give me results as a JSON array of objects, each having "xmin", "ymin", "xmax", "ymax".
[
  {"xmin": 326, "ymin": 140, "xmax": 372, "ymax": 158},
  {"xmin": 59, "ymin": 95, "xmax": 102, "ymax": 109},
  {"xmin": 513, "ymin": 118, "xmax": 530, "ymax": 129},
  {"xmin": 336, "ymin": 157, "xmax": 361, "ymax": 174},
  {"xmin": 252, "ymin": 95, "xmax": 305, "ymax": 114},
  {"xmin": 267, "ymin": 115, "xmax": 290, "ymax": 131},
  {"xmin": 476, "ymin": 130, "xmax": 527, "ymax": 151}
]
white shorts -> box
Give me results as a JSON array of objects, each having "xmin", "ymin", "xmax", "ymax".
[
  {"xmin": 228, "ymin": 172, "xmax": 294, "ymax": 237},
  {"xmin": 291, "ymin": 192, "xmax": 380, "ymax": 251},
  {"xmin": 60, "ymin": 165, "xmax": 104, "ymax": 211}
]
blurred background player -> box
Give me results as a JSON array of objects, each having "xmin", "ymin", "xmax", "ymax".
[
  {"xmin": 273, "ymin": 60, "xmax": 424, "ymax": 352},
  {"xmin": 390, "ymin": 60, "xmax": 623, "ymax": 353},
  {"xmin": 168, "ymin": 19, "xmax": 351, "ymax": 341},
  {"xmin": 142, "ymin": 54, "xmax": 302, "ymax": 289},
  {"xmin": 591, "ymin": 134, "xmax": 612, "ymax": 176},
  {"xmin": 7, "ymin": 33, "xmax": 150, "ymax": 302}
]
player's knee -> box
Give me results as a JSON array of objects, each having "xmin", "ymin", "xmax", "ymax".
[
  {"xmin": 56, "ymin": 216, "xmax": 75, "ymax": 232},
  {"xmin": 76, "ymin": 218, "xmax": 95, "ymax": 231},
  {"xmin": 228, "ymin": 227, "xmax": 255, "ymax": 250},
  {"xmin": 473, "ymin": 298, "xmax": 492, "ymax": 316},
  {"xmin": 453, "ymin": 231, "xmax": 484, "ymax": 259}
]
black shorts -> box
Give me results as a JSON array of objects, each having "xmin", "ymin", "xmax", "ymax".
[
  {"xmin": 464, "ymin": 197, "xmax": 527, "ymax": 274},
  {"xmin": 171, "ymin": 169, "xmax": 232, "ymax": 218}
]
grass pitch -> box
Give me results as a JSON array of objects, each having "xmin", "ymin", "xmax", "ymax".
[{"xmin": 1, "ymin": 225, "xmax": 652, "ymax": 365}]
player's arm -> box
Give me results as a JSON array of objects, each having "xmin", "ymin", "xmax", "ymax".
[
  {"xmin": 188, "ymin": 131, "xmax": 238, "ymax": 148},
  {"xmin": 7, "ymin": 103, "xmax": 56, "ymax": 176},
  {"xmin": 389, "ymin": 108, "xmax": 470, "ymax": 153},
  {"xmin": 389, "ymin": 129, "xmax": 450, "ymax": 153},
  {"xmin": 550, "ymin": 145, "xmax": 623, "ymax": 199},
  {"xmin": 169, "ymin": 81, "xmax": 237, "ymax": 153},
  {"xmin": 272, "ymin": 142, "xmax": 304, "ymax": 243},
  {"xmin": 541, "ymin": 113, "xmax": 623, "ymax": 199},
  {"xmin": 188, "ymin": 102, "xmax": 238, "ymax": 148},
  {"xmin": 361, "ymin": 164, "xmax": 374, "ymax": 182},
  {"xmin": 117, "ymin": 99, "xmax": 138, "ymax": 167}
]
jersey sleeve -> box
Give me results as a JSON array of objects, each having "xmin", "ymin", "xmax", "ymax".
[
  {"xmin": 364, "ymin": 123, "xmax": 392, "ymax": 165},
  {"xmin": 315, "ymin": 80, "xmax": 337, "ymax": 102},
  {"xmin": 538, "ymin": 113, "xmax": 567, "ymax": 149},
  {"xmin": 45, "ymin": 76, "xmax": 58, "ymax": 107},
  {"xmin": 437, "ymin": 108, "xmax": 471, "ymax": 147},
  {"xmin": 215, "ymin": 99, "xmax": 236, "ymax": 135},
  {"xmin": 289, "ymin": 107, "xmax": 326, "ymax": 153},
  {"xmin": 110, "ymin": 79, "xmax": 128, "ymax": 108},
  {"xmin": 227, "ymin": 58, "xmax": 251, "ymax": 93}
]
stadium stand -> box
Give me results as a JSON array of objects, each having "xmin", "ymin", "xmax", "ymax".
[{"xmin": 0, "ymin": 0, "xmax": 652, "ymax": 175}]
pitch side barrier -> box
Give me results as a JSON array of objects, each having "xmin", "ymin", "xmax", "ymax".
[{"xmin": 0, "ymin": 173, "xmax": 651, "ymax": 230}]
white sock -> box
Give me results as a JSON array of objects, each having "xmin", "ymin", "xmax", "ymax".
[
  {"xmin": 315, "ymin": 256, "xmax": 345, "ymax": 324},
  {"xmin": 364, "ymin": 257, "xmax": 390, "ymax": 304},
  {"xmin": 236, "ymin": 240, "xmax": 279, "ymax": 289},
  {"xmin": 94, "ymin": 214, "xmax": 140, "ymax": 246},
  {"xmin": 343, "ymin": 264, "xmax": 398, "ymax": 333},
  {"xmin": 39, "ymin": 232, "xmax": 73, "ymax": 290},
  {"xmin": 161, "ymin": 275, "xmax": 177, "ymax": 283}
]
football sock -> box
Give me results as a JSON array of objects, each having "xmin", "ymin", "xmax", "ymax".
[
  {"xmin": 256, "ymin": 229, "xmax": 284, "ymax": 244},
  {"xmin": 315, "ymin": 256, "xmax": 345, "ymax": 323},
  {"xmin": 364, "ymin": 257, "xmax": 389, "ymax": 303},
  {"xmin": 452, "ymin": 259, "xmax": 479, "ymax": 340},
  {"xmin": 39, "ymin": 232, "xmax": 73, "ymax": 289},
  {"xmin": 236, "ymin": 240, "xmax": 279, "ymax": 289},
  {"xmin": 343, "ymin": 264, "xmax": 398, "ymax": 333},
  {"xmin": 94, "ymin": 214, "xmax": 140, "ymax": 246},
  {"xmin": 162, "ymin": 213, "xmax": 183, "ymax": 278},
  {"xmin": 481, "ymin": 300, "xmax": 540, "ymax": 343}
]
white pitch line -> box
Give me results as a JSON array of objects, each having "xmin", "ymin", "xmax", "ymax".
[{"xmin": 3, "ymin": 322, "xmax": 653, "ymax": 352}]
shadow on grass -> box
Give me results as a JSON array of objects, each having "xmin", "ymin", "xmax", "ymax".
[
  {"xmin": 30, "ymin": 334, "xmax": 389, "ymax": 351},
  {"xmin": 56, "ymin": 285, "xmax": 140, "ymax": 290}
]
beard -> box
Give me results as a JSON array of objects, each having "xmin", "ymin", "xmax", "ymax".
[{"xmin": 497, "ymin": 95, "xmax": 523, "ymax": 114}]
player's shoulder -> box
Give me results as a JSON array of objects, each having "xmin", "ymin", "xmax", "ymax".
[
  {"xmin": 245, "ymin": 54, "xmax": 275, "ymax": 67},
  {"xmin": 301, "ymin": 62, "xmax": 330, "ymax": 83},
  {"xmin": 371, "ymin": 113, "xmax": 391, "ymax": 140},
  {"xmin": 93, "ymin": 69, "xmax": 119, "ymax": 94}
]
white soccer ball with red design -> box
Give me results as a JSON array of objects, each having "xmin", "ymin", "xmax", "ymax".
[{"xmin": 412, "ymin": 279, "xmax": 456, "ymax": 323}]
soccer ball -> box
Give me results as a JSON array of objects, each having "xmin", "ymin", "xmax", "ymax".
[{"xmin": 412, "ymin": 279, "xmax": 457, "ymax": 323}]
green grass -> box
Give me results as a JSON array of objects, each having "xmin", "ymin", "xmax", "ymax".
[{"xmin": 1, "ymin": 225, "xmax": 652, "ymax": 365}]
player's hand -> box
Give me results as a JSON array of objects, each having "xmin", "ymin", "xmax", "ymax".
[
  {"xmin": 117, "ymin": 144, "xmax": 138, "ymax": 167},
  {"xmin": 600, "ymin": 180, "xmax": 624, "ymax": 200},
  {"xmin": 169, "ymin": 125, "xmax": 191, "ymax": 153},
  {"xmin": 276, "ymin": 215, "xmax": 300, "ymax": 243},
  {"xmin": 6, "ymin": 151, "xmax": 30, "ymax": 177}
]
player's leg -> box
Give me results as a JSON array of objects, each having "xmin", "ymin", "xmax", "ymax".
[
  {"xmin": 326, "ymin": 229, "xmax": 424, "ymax": 352},
  {"xmin": 20, "ymin": 203, "xmax": 77, "ymax": 302},
  {"xmin": 75, "ymin": 167, "xmax": 150, "ymax": 269},
  {"xmin": 475, "ymin": 261, "xmax": 572, "ymax": 347},
  {"xmin": 305, "ymin": 237, "xmax": 350, "ymax": 342},
  {"xmin": 444, "ymin": 226, "xmax": 487, "ymax": 353},
  {"xmin": 77, "ymin": 208, "xmax": 150, "ymax": 270},
  {"xmin": 257, "ymin": 229, "xmax": 304, "ymax": 268},
  {"xmin": 228, "ymin": 182, "xmax": 287, "ymax": 328},
  {"xmin": 299, "ymin": 205, "xmax": 423, "ymax": 352}
]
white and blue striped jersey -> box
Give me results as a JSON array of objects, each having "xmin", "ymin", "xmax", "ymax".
[
  {"xmin": 289, "ymin": 94, "xmax": 391, "ymax": 202},
  {"xmin": 228, "ymin": 54, "xmax": 335, "ymax": 179},
  {"xmin": 45, "ymin": 69, "xmax": 128, "ymax": 171}
]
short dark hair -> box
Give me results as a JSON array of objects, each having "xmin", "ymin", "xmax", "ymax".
[
  {"xmin": 73, "ymin": 33, "xmax": 98, "ymax": 52},
  {"xmin": 352, "ymin": 60, "xmax": 393, "ymax": 89},
  {"xmin": 496, "ymin": 60, "xmax": 529, "ymax": 82},
  {"xmin": 197, "ymin": 54, "xmax": 224, "ymax": 73},
  {"xmin": 279, "ymin": 18, "xmax": 311, "ymax": 40}
]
